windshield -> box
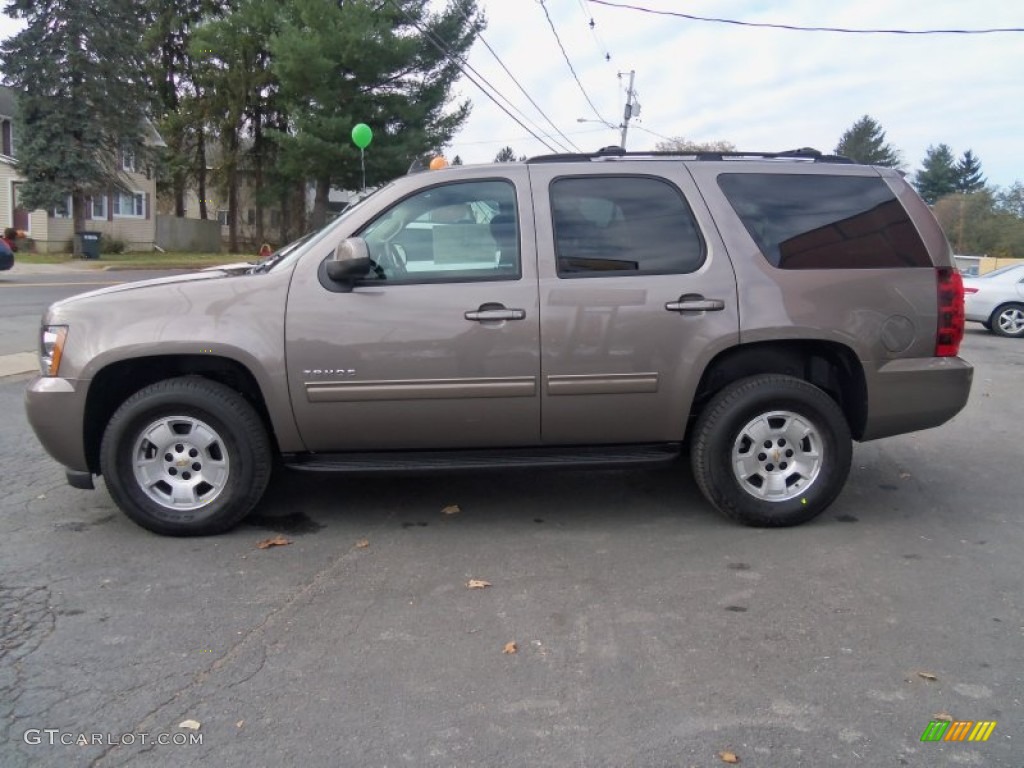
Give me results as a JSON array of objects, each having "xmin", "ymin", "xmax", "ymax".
[
  {"xmin": 978, "ymin": 263, "xmax": 1024, "ymax": 279},
  {"xmin": 251, "ymin": 184, "xmax": 393, "ymax": 273}
]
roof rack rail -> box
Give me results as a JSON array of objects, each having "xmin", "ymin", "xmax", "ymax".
[{"xmin": 525, "ymin": 147, "xmax": 855, "ymax": 165}]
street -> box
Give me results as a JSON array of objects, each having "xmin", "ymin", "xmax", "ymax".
[{"xmin": 0, "ymin": 267, "xmax": 1021, "ymax": 767}]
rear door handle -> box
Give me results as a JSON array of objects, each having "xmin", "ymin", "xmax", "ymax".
[
  {"xmin": 465, "ymin": 302, "xmax": 526, "ymax": 322},
  {"xmin": 665, "ymin": 294, "xmax": 726, "ymax": 313}
]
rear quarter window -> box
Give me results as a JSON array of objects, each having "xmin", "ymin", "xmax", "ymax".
[{"xmin": 718, "ymin": 173, "xmax": 931, "ymax": 269}]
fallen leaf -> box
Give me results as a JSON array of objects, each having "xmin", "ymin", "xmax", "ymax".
[
  {"xmin": 178, "ymin": 719, "xmax": 201, "ymax": 730},
  {"xmin": 355, "ymin": 539, "xmax": 369, "ymax": 549},
  {"xmin": 917, "ymin": 671, "xmax": 938, "ymax": 681},
  {"xmin": 467, "ymin": 579, "xmax": 492, "ymax": 589},
  {"xmin": 503, "ymin": 641, "xmax": 518, "ymax": 654},
  {"xmin": 236, "ymin": 720, "xmax": 245, "ymax": 728},
  {"xmin": 932, "ymin": 712, "xmax": 953, "ymax": 722},
  {"xmin": 256, "ymin": 535, "xmax": 291, "ymax": 550},
  {"xmin": 899, "ymin": 472, "xmax": 912, "ymax": 479},
  {"xmin": 718, "ymin": 750, "xmax": 740, "ymax": 764},
  {"xmin": 441, "ymin": 504, "xmax": 461, "ymax": 516}
]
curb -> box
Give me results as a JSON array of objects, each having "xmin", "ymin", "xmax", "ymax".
[{"xmin": 0, "ymin": 352, "xmax": 37, "ymax": 378}]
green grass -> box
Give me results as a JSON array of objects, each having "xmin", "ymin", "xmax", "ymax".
[{"xmin": 17, "ymin": 251, "xmax": 248, "ymax": 269}]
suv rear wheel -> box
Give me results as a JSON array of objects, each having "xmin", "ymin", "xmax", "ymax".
[
  {"xmin": 691, "ymin": 375, "xmax": 852, "ymax": 527},
  {"xmin": 100, "ymin": 377, "xmax": 272, "ymax": 536}
]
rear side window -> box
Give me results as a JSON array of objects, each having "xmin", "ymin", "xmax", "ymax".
[
  {"xmin": 718, "ymin": 173, "xmax": 931, "ymax": 269},
  {"xmin": 551, "ymin": 176, "xmax": 704, "ymax": 277}
]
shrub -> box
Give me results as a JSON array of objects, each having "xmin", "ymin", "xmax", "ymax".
[{"xmin": 101, "ymin": 237, "xmax": 127, "ymax": 254}]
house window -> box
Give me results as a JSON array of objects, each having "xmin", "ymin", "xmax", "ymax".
[
  {"xmin": 88, "ymin": 195, "xmax": 108, "ymax": 220},
  {"xmin": 246, "ymin": 208, "xmax": 256, "ymax": 226},
  {"xmin": 51, "ymin": 195, "xmax": 73, "ymax": 219},
  {"xmin": 1, "ymin": 119, "xmax": 12, "ymax": 157},
  {"xmin": 121, "ymin": 149, "xmax": 136, "ymax": 173},
  {"xmin": 112, "ymin": 191, "xmax": 145, "ymax": 218},
  {"xmin": 217, "ymin": 209, "xmax": 230, "ymax": 226},
  {"xmin": 269, "ymin": 209, "xmax": 281, "ymax": 228}
]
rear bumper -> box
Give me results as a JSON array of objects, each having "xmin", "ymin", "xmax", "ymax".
[
  {"xmin": 24, "ymin": 376, "xmax": 91, "ymax": 472},
  {"xmin": 860, "ymin": 356, "xmax": 973, "ymax": 441}
]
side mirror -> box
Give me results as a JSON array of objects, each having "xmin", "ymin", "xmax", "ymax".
[{"xmin": 325, "ymin": 237, "xmax": 371, "ymax": 288}]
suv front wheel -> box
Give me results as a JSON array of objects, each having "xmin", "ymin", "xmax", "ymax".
[
  {"xmin": 100, "ymin": 377, "xmax": 273, "ymax": 536},
  {"xmin": 691, "ymin": 375, "xmax": 852, "ymax": 527}
]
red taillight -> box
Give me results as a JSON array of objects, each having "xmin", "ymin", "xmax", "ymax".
[{"xmin": 936, "ymin": 267, "xmax": 964, "ymax": 357}]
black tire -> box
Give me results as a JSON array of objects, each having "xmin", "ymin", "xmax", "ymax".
[
  {"xmin": 100, "ymin": 377, "xmax": 272, "ymax": 536},
  {"xmin": 989, "ymin": 303, "xmax": 1024, "ymax": 338},
  {"xmin": 690, "ymin": 375, "xmax": 852, "ymax": 527}
]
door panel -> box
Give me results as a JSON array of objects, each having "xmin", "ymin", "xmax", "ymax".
[
  {"xmin": 286, "ymin": 172, "xmax": 541, "ymax": 452},
  {"xmin": 528, "ymin": 165, "xmax": 740, "ymax": 444}
]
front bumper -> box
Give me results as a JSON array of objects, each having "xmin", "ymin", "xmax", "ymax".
[
  {"xmin": 860, "ymin": 356, "xmax": 973, "ymax": 441},
  {"xmin": 24, "ymin": 376, "xmax": 91, "ymax": 473}
]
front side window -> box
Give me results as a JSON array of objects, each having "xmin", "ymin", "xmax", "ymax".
[
  {"xmin": 357, "ymin": 180, "xmax": 519, "ymax": 283},
  {"xmin": 718, "ymin": 173, "xmax": 931, "ymax": 269},
  {"xmin": 551, "ymin": 176, "xmax": 705, "ymax": 277}
]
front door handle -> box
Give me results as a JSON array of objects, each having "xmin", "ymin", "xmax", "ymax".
[
  {"xmin": 465, "ymin": 302, "xmax": 526, "ymax": 322},
  {"xmin": 665, "ymin": 294, "xmax": 726, "ymax": 313}
]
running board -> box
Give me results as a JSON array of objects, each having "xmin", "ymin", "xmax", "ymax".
[{"xmin": 283, "ymin": 443, "xmax": 681, "ymax": 474}]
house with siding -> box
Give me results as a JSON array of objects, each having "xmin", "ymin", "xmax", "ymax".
[{"xmin": 0, "ymin": 85, "xmax": 161, "ymax": 253}]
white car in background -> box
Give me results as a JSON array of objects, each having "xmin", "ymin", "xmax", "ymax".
[{"xmin": 963, "ymin": 263, "xmax": 1024, "ymax": 337}]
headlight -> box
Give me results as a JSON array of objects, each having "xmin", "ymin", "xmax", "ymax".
[{"xmin": 40, "ymin": 325, "xmax": 68, "ymax": 376}]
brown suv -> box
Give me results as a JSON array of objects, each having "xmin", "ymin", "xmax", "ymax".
[{"xmin": 25, "ymin": 149, "xmax": 973, "ymax": 535}]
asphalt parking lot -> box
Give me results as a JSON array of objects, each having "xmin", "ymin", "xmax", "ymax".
[{"xmin": 1, "ymin": 324, "xmax": 1021, "ymax": 768}]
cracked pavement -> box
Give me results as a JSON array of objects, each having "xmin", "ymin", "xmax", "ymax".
[{"xmin": 1, "ymin": 328, "xmax": 1022, "ymax": 767}]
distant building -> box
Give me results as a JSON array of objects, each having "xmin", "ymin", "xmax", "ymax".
[{"xmin": 0, "ymin": 85, "xmax": 162, "ymax": 253}]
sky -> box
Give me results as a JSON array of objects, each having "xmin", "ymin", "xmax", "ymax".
[
  {"xmin": 440, "ymin": 0, "xmax": 1023, "ymax": 188},
  {"xmin": 0, "ymin": 1, "xmax": 1020, "ymax": 188}
]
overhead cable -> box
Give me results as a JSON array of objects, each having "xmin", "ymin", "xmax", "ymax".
[
  {"xmin": 588, "ymin": 0, "xmax": 1024, "ymax": 34},
  {"xmin": 538, "ymin": 0, "xmax": 613, "ymax": 125}
]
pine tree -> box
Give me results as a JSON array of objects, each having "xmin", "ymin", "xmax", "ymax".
[
  {"xmin": 271, "ymin": 0, "xmax": 481, "ymax": 228},
  {"xmin": 451, "ymin": 155, "xmax": 463, "ymax": 166},
  {"xmin": 955, "ymin": 149, "xmax": 986, "ymax": 194},
  {"xmin": 494, "ymin": 146, "xmax": 518, "ymax": 162},
  {"xmin": 834, "ymin": 115, "xmax": 901, "ymax": 166},
  {"xmin": 914, "ymin": 144, "xmax": 958, "ymax": 204},
  {"xmin": 1, "ymin": 0, "xmax": 153, "ymax": 236}
]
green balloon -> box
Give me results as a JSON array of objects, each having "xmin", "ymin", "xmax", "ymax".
[{"xmin": 351, "ymin": 123, "xmax": 373, "ymax": 149}]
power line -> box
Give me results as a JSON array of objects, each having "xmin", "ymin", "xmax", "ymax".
[
  {"xmin": 383, "ymin": 0, "xmax": 560, "ymax": 153},
  {"xmin": 574, "ymin": 0, "xmax": 612, "ymax": 62},
  {"xmin": 453, "ymin": 6, "xmax": 582, "ymax": 152},
  {"xmin": 537, "ymin": 0, "xmax": 612, "ymax": 125},
  {"xmin": 587, "ymin": 0, "xmax": 1024, "ymax": 34}
]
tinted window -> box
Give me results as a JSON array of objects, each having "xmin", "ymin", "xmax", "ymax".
[
  {"xmin": 358, "ymin": 180, "xmax": 519, "ymax": 283},
  {"xmin": 718, "ymin": 174, "xmax": 931, "ymax": 269},
  {"xmin": 551, "ymin": 176, "xmax": 704, "ymax": 277}
]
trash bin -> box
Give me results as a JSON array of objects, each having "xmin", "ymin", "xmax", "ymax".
[{"xmin": 74, "ymin": 231, "xmax": 101, "ymax": 259}]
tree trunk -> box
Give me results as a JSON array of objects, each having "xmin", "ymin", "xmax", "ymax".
[
  {"xmin": 253, "ymin": 108, "xmax": 265, "ymax": 246},
  {"xmin": 226, "ymin": 127, "xmax": 239, "ymax": 254},
  {"xmin": 311, "ymin": 176, "xmax": 330, "ymax": 229},
  {"xmin": 197, "ymin": 129, "xmax": 209, "ymax": 221},
  {"xmin": 72, "ymin": 190, "xmax": 87, "ymax": 255}
]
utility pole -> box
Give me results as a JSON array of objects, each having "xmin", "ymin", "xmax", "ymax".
[{"xmin": 619, "ymin": 70, "xmax": 636, "ymax": 149}]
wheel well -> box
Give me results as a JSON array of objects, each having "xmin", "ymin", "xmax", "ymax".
[
  {"xmin": 83, "ymin": 355, "xmax": 275, "ymax": 473},
  {"xmin": 692, "ymin": 341, "xmax": 868, "ymax": 439}
]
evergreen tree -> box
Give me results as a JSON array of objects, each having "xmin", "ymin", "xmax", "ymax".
[
  {"xmin": 0, "ymin": 0, "xmax": 153, "ymax": 236},
  {"xmin": 451, "ymin": 155, "xmax": 463, "ymax": 166},
  {"xmin": 914, "ymin": 144, "xmax": 958, "ymax": 204},
  {"xmin": 955, "ymin": 149, "xmax": 986, "ymax": 194},
  {"xmin": 834, "ymin": 115, "xmax": 901, "ymax": 166},
  {"xmin": 271, "ymin": 0, "xmax": 481, "ymax": 229},
  {"xmin": 494, "ymin": 146, "xmax": 518, "ymax": 162}
]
